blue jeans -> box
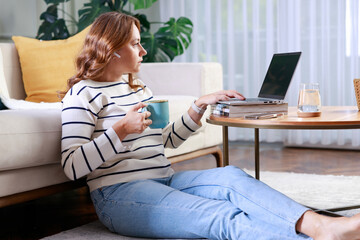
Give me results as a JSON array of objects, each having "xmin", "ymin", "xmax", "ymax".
[{"xmin": 90, "ymin": 166, "xmax": 311, "ymax": 240}]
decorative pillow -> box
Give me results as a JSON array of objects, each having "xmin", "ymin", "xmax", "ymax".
[{"xmin": 12, "ymin": 26, "xmax": 90, "ymax": 102}]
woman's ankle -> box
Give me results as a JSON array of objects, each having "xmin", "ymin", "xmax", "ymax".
[{"xmin": 295, "ymin": 210, "xmax": 326, "ymax": 238}]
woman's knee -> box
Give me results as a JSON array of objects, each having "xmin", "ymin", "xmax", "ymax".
[{"xmin": 223, "ymin": 165, "xmax": 251, "ymax": 177}]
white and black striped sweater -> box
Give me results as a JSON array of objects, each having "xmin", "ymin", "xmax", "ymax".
[{"xmin": 61, "ymin": 79, "xmax": 201, "ymax": 192}]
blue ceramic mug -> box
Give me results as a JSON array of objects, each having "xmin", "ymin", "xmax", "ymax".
[{"xmin": 143, "ymin": 100, "xmax": 169, "ymax": 129}]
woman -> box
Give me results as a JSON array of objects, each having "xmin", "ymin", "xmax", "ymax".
[{"xmin": 61, "ymin": 12, "xmax": 360, "ymax": 240}]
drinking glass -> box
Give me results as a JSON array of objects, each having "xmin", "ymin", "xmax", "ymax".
[{"xmin": 297, "ymin": 83, "xmax": 321, "ymax": 117}]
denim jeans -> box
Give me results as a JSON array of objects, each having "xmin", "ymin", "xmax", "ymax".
[{"xmin": 90, "ymin": 166, "xmax": 311, "ymax": 240}]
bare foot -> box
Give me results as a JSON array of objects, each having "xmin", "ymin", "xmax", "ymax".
[{"xmin": 313, "ymin": 213, "xmax": 360, "ymax": 240}]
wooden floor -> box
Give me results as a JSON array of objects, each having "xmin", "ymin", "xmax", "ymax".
[{"xmin": 1, "ymin": 141, "xmax": 360, "ymax": 240}]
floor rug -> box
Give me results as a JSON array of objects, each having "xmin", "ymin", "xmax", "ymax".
[{"xmin": 41, "ymin": 170, "xmax": 360, "ymax": 240}]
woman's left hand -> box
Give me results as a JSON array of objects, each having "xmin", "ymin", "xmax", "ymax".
[
  {"xmin": 195, "ymin": 90, "xmax": 245, "ymax": 109},
  {"xmin": 188, "ymin": 90, "xmax": 245, "ymax": 124}
]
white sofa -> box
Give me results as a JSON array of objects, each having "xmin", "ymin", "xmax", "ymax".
[{"xmin": 0, "ymin": 42, "xmax": 223, "ymax": 207}]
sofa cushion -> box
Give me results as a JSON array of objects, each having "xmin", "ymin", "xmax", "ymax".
[
  {"xmin": 0, "ymin": 164, "xmax": 70, "ymax": 197},
  {"xmin": 11, "ymin": 26, "xmax": 90, "ymax": 103},
  {"xmin": 138, "ymin": 63, "xmax": 223, "ymax": 97},
  {"xmin": 0, "ymin": 95, "xmax": 203, "ymax": 171},
  {"xmin": 156, "ymin": 95, "xmax": 195, "ymax": 122},
  {"xmin": 0, "ymin": 109, "xmax": 62, "ymax": 171}
]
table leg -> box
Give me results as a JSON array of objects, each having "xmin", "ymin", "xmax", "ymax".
[
  {"xmin": 255, "ymin": 128, "xmax": 260, "ymax": 180},
  {"xmin": 222, "ymin": 126, "xmax": 229, "ymax": 166}
]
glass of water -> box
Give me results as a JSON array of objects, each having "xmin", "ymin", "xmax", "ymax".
[{"xmin": 297, "ymin": 83, "xmax": 321, "ymax": 117}]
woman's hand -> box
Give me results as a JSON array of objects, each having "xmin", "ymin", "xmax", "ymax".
[
  {"xmin": 112, "ymin": 102, "xmax": 152, "ymax": 141},
  {"xmin": 195, "ymin": 90, "xmax": 245, "ymax": 108},
  {"xmin": 188, "ymin": 90, "xmax": 245, "ymax": 124}
]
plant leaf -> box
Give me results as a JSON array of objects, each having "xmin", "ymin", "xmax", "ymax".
[
  {"xmin": 129, "ymin": 0, "xmax": 157, "ymax": 10},
  {"xmin": 40, "ymin": 4, "xmax": 59, "ymax": 21},
  {"xmin": 119, "ymin": 0, "xmax": 128, "ymax": 9},
  {"xmin": 141, "ymin": 31, "xmax": 177, "ymax": 62},
  {"xmin": 133, "ymin": 13, "xmax": 150, "ymax": 32},
  {"xmin": 40, "ymin": 11, "xmax": 57, "ymax": 24},
  {"xmin": 77, "ymin": 0, "xmax": 113, "ymax": 32},
  {"xmin": 113, "ymin": 0, "xmax": 122, "ymax": 9},
  {"xmin": 37, "ymin": 18, "xmax": 70, "ymax": 40},
  {"xmin": 37, "ymin": 3, "xmax": 70, "ymax": 40},
  {"xmin": 157, "ymin": 17, "xmax": 193, "ymax": 56}
]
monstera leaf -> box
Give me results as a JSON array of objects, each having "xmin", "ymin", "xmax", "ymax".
[
  {"xmin": 158, "ymin": 17, "xmax": 193, "ymax": 56},
  {"xmin": 141, "ymin": 17, "xmax": 193, "ymax": 62},
  {"xmin": 133, "ymin": 13, "xmax": 150, "ymax": 32},
  {"xmin": 77, "ymin": 0, "xmax": 122, "ymax": 32},
  {"xmin": 130, "ymin": 0, "xmax": 157, "ymax": 10},
  {"xmin": 36, "ymin": 0, "xmax": 71, "ymax": 40},
  {"xmin": 141, "ymin": 31, "xmax": 177, "ymax": 62}
]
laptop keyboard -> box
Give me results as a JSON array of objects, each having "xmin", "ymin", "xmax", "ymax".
[
  {"xmin": 245, "ymin": 98, "xmax": 270, "ymax": 102},
  {"xmin": 228, "ymin": 97, "xmax": 269, "ymax": 102}
]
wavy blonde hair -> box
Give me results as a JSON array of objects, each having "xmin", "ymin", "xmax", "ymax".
[{"xmin": 60, "ymin": 12, "xmax": 142, "ymax": 98}]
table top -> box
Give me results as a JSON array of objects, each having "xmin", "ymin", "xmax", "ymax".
[{"xmin": 206, "ymin": 106, "xmax": 360, "ymax": 129}]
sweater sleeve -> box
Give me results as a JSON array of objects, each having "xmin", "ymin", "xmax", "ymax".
[
  {"xmin": 162, "ymin": 111, "xmax": 202, "ymax": 149},
  {"xmin": 61, "ymin": 93, "xmax": 126, "ymax": 180}
]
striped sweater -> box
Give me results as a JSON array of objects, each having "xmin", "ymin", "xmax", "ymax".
[{"xmin": 61, "ymin": 78, "xmax": 201, "ymax": 192}]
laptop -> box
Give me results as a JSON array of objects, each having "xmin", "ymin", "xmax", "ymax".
[{"xmin": 218, "ymin": 52, "xmax": 302, "ymax": 105}]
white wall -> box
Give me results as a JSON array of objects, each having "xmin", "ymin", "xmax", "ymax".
[{"xmin": 0, "ymin": 0, "xmax": 46, "ymax": 40}]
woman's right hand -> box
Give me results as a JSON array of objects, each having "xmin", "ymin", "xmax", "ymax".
[{"xmin": 112, "ymin": 102, "xmax": 152, "ymax": 141}]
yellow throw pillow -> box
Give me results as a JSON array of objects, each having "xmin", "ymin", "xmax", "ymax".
[{"xmin": 12, "ymin": 26, "xmax": 90, "ymax": 102}]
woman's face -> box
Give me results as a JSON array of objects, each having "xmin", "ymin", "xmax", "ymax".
[{"xmin": 113, "ymin": 23, "xmax": 147, "ymax": 75}]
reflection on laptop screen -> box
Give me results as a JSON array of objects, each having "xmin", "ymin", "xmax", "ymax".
[{"xmin": 258, "ymin": 52, "xmax": 301, "ymax": 99}]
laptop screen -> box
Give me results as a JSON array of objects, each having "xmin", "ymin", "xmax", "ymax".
[{"xmin": 258, "ymin": 52, "xmax": 301, "ymax": 99}]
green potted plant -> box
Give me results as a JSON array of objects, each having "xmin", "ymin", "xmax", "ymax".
[{"xmin": 36, "ymin": 0, "xmax": 193, "ymax": 62}]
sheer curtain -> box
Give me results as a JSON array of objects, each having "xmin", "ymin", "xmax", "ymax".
[{"xmin": 158, "ymin": 0, "xmax": 360, "ymax": 148}]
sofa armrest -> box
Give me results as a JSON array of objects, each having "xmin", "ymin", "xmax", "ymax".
[
  {"xmin": 138, "ymin": 62, "xmax": 223, "ymax": 97},
  {"xmin": 0, "ymin": 43, "xmax": 26, "ymax": 100}
]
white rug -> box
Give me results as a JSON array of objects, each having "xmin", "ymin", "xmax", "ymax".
[
  {"xmin": 41, "ymin": 170, "xmax": 360, "ymax": 240},
  {"xmin": 244, "ymin": 169, "xmax": 360, "ymax": 210}
]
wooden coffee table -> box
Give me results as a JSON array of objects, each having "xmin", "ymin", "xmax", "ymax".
[
  {"xmin": 207, "ymin": 106, "xmax": 360, "ymax": 177},
  {"xmin": 207, "ymin": 106, "xmax": 360, "ymax": 214}
]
